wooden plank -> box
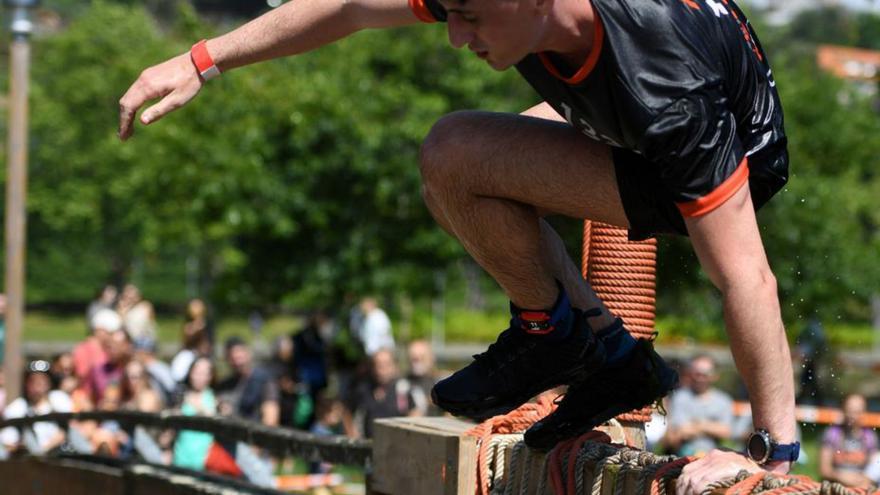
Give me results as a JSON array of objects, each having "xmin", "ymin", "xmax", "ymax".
[{"xmin": 371, "ymin": 417, "xmax": 477, "ymax": 495}]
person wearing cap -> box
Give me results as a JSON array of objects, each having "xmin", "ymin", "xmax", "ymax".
[
  {"xmin": 72, "ymin": 308, "xmax": 122, "ymax": 384},
  {"xmin": 1, "ymin": 360, "xmax": 73, "ymax": 454}
]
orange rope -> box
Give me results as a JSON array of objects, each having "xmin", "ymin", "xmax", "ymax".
[
  {"xmin": 466, "ymin": 393, "xmax": 558, "ymax": 495},
  {"xmin": 649, "ymin": 456, "xmax": 695, "ymax": 495}
]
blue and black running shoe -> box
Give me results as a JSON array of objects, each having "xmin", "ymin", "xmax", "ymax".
[
  {"xmin": 523, "ymin": 338, "xmax": 678, "ymax": 451},
  {"xmin": 431, "ymin": 307, "xmax": 607, "ymax": 422}
]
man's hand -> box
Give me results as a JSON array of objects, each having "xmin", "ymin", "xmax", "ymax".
[
  {"xmin": 118, "ymin": 52, "xmax": 204, "ymax": 140},
  {"xmin": 676, "ymin": 450, "xmax": 765, "ymax": 495}
]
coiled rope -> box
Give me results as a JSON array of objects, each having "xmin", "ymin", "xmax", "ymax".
[{"xmin": 582, "ymin": 221, "xmax": 658, "ymax": 423}]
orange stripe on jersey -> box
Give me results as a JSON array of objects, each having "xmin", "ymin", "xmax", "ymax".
[
  {"xmin": 682, "ymin": 0, "xmax": 701, "ymax": 9},
  {"xmin": 409, "ymin": 0, "xmax": 438, "ymax": 23},
  {"xmin": 538, "ymin": 11, "xmax": 604, "ymax": 84},
  {"xmin": 677, "ymin": 157, "xmax": 749, "ymax": 217}
]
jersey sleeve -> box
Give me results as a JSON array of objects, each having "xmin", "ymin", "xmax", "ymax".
[
  {"xmin": 638, "ymin": 89, "xmax": 749, "ymax": 218},
  {"xmin": 409, "ymin": 0, "xmax": 447, "ymax": 23}
]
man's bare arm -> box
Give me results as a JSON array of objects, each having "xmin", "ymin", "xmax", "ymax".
[
  {"xmin": 118, "ymin": 0, "xmax": 416, "ymax": 139},
  {"xmin": 675, "ymin": 184, "xmax": 796, "ymax": 495}
]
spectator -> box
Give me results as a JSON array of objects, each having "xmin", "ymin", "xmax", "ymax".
[
  {"xmin": 123, "ymin": 360, "xmax": 164, "ymax": 412},
  {"xmin": 406, "ymin": 340, "xmax": 438, "ymax": 416},
  {"xmin": 216, "ymin": 337, "xmax": 280, "ymax": 426},
  {"xmin": 356, "ymin": 298, "xmax": 395, "ymax": 356},
  {"xmin": 820, "ymin": 393, "xmax": 878, "ymax": 488},
  {"xmin": 171, "ymin": 319, "xmax": 213, "ymax": 384},
  {"xmin": 72, "ymin": 308, "xmax": 121, "ymax": 384},
  {"xmin": 662, "ymin": 354, "xmax": 733, "ymax": 457},
  {"xmin": 86, "ymin": 285, "xmax": 118, "ymax": 327},
  {"xmin": 309, "ymin": 397, "xmax": 345, "ymax": 474},
  {"xmin": 184, "ymin": 298, "xmax": 215, "ymax": 349},
  {"xmin": 294, "ymin": 311, "xmax": 330, "ymax": 400},
  {"xmin": 85, "ymin": 327, "xmax": 133, "ymax": 404},
  {"xmin": 269, "ymin": 335, "xmax": 313, "ymax": 429},
  {"xmin": 1, "ymin": 360, "xmax": 72, "ymax": 454},
  {"xmin": 133, "ymin": 339, "xmax": 176, "ymax": 406},
  {"xmin": 117, "ymin": 284, "xmax": 158, "ymax": 350},
  {"xmin": 50, "ymin": 352, "xmax": 79, "ymax": 398},
  {"xmin": 173, "ymin": 356, "xmax": 217, "ymax": 471},
  {"xmin": 347, "ymin": 348, "xmax": 421, "ymax": 438}
]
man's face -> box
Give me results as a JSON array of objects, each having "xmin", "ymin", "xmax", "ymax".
[
  {"xmin": 372, "ymin": 350, "xmax": 398, "ymax": 386},
  {"xmin": 25, "ymin": 373, "xmax": 51, "ymax": 403},
  {"xmin": 107, "ymin": 331, "xmax": 132, "ymax": 364},
  {"xmin": 227, "ymin": 344, "xmax": 252, "ymax": 374},
  {"xmin": 688, "ymin": 357, "xmax": 716, "ymax": 394},
  {"xmin": 441, "ymin": 0, "xmax": 547, "ymax": 70},
  {"xmin": 408, "ymin": 342, "xmax": 434, "ymax": 377},
  {"xmin": 844, "ymin": 395, "xmax": 866, "ymax": 427}
]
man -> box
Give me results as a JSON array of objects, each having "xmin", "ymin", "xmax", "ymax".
[
  {"xmin": 85, "ymin": 325, "xmax": 133, "ymax": 404},
  {"xmin": 663, "ymin": 355, "xmax": 734, "ymax": 457},
  {"xmin": 346, "ymin": 348, "xmax": 421, "ymax": 438},
  {"xmin": 406, "ymin": 339, "xmax": 439, "ymax": 416},
  {"xmin": 72, "ymin": 308, "xmax": 121, "ymax": 384},
  {"xmin": 118, "ymin": 0, "xmax": 797, "ymax": 490},
  {"xmin": 216, "ymin": 337, "xmax": 280, "ymax": 427},
  {"xmin": 356, "ymin": 298, "xmax": 395, "ymax": 357}
]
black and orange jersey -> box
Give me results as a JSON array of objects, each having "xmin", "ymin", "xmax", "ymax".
[{"xmin": 409, "ymin": 0, "xmax": 788, "ymax": 218}]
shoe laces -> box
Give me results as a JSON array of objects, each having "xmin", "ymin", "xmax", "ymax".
[{"xmin": 473, "ymin": 325, "xmax": 539, "ymax": 378}]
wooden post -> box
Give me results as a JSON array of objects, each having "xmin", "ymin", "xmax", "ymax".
[
  {"xmin": 3, "ymin": 2, "xmax": 34, "ymax": 402},
  {"xmin": 371, "ymin": 417, "xmax": 477, "ymax": 495}
]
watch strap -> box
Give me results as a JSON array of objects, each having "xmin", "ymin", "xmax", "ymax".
[
  {"xmin": 769, "ymin": 441, "xmax": 800, "ymax": 463},
  {"xmin": 191, "ymin": 39, "xmax": 221, "ymax": 81}
]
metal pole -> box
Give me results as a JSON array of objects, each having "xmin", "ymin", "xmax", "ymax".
[{"xmin": 3, "ymin": 1, "xmax": 35, "ymax": 402}]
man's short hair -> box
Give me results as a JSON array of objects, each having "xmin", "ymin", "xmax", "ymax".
[
  {"xmin": 688, "ymin": 353, "xmax": 716, "ymax": 371},
  {"xmin": 224, "ymin": 336, "xmax": 246, "ymax": 354}
]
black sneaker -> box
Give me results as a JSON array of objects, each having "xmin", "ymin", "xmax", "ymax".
[
  {"xmin": 523, "ymin": 339, "xmax": 678, "ymax": 451},
  {"xmin": 431, "ymin": 307, "xmax": 606, "ymax": 421}
]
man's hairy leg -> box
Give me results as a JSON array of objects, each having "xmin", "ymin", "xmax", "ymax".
[{"xmin": 419, "ymin": 106, "xmax": 626, "ymax": 327}]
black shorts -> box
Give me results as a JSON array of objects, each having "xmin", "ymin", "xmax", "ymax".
[{"xmin": 612, "ymin": 142, "xmax": 789, "ymax": 241}]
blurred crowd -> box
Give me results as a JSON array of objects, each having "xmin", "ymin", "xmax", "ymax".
[{"xmin": 0, "ymin": 286, "xmax": 440, "ymax": 481}]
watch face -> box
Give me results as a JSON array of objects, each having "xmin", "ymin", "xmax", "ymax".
[{"xmin": 748, "ymin": 433, "xmax": 769, "ymax": 463}]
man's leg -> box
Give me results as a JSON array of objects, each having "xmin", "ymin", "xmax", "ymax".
[
  {"xmin": 419, "ymin": 104, "xmax": 625, "ymax": 327},
  {"xmin": 423, "ymin": 105, "xmax": 653, "ymax": 420}
]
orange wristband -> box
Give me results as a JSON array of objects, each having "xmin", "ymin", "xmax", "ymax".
[{"xmin": 191, "ymin": 39, "xmax": 220, "ymax": 81}]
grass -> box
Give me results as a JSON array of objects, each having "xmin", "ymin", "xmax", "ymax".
[{"xmin": 20, "ymin": 311, "xmax": 304, "ymax": 344}]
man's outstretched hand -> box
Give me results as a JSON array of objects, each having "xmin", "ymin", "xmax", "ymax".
[
  {"xmin": 675, "ymin": 450, "xmax": 770, "ymax": 495},
  {"xmin": 118, "ymin": 52, "xmax": 204, "ymax": 141}
]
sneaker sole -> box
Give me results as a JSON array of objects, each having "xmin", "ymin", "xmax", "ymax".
[
  {"xmin": 524, "ymin": 365, "xmax": 678, "ymax": 451},
  {"xmin": 432, "ymin": 361, "xmax": 593, "ymax": 422}
]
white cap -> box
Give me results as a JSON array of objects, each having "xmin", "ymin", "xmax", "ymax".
[{"xmin": 91, "ymin": 308, "xmax": 122, "ymax": 333}]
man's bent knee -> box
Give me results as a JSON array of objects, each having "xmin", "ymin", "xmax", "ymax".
[{"xmin": 419, "ymin": 110, "xmax": 485, "ymax": 194}]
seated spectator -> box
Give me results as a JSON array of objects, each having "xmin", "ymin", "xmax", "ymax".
[
  {"xmin": 172, "ymin": 327, "xmax": 212, "ymax": 384},
  {"xmin": 820, "ymin": 393, "xmax": 878, "ymax": 488},
  {"xmin": 405, "ymin": 340, "xmax": 438, "ymax": 416},
  {"xmin": 173, "ymin": 356, "xmax": 218, "ymax": 471},
  {"xmin": 84, "ymin": 326, "xmax": 133, "ymax": 405},
  {"xmin": 216, "ymin": 337, "xmax": 280, "ymax": 427},
  {"xmin": 1, "ymin": 360, "xmax": 72, "ymax": 454},
  {"xmin": 123, "ymin": 360, "xmax": 164, "ymax": 412},
  {"xmin": 86, "ymin": 285, "xmax": 118, "ymax": 326},
  {"xmin": 50, "ymin": 352, "xmax": 78, "ymax": 397},
  {"xmin": 72, "ymin": 308, "xmax": 121, "ymax": 384},
  {"xmin": 309, "ymin": 396, "xmax": 345, "ymax": 474},
  {"xmin": 662, "ymin": 354, "xmax": 733, "ymax": 457},
  {"xmin": 347, "ymin": 348, "xmax": 421, "ymax": 438}
]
